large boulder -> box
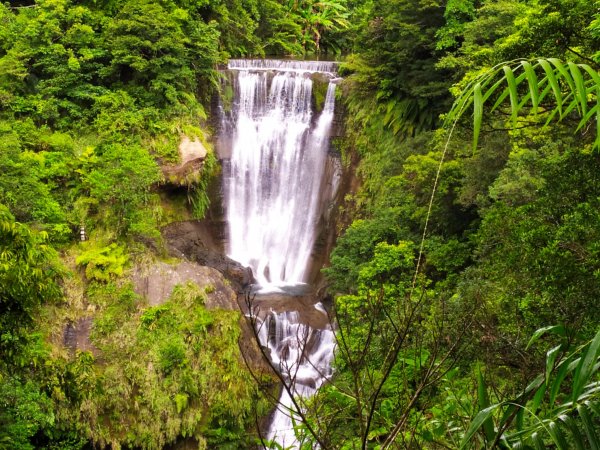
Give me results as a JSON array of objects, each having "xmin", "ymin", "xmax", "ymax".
[
  {"xmin": 162, "ymin": 135, "xmax": 209, "ymax": 186},
  {"xmin": 132, "ymin": 260, "xmax": 237, "ymax": 310}
]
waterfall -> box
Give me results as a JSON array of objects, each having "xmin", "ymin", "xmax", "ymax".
[
  {"xmin": 228, "ymin": 59, "xmax": 338, "ymax": 75},
  {"xmin": 256, "ymin": 310, "xmax": 335, "ymax": 447},
  {"xmin": 225, "ymin": 60, "xmax": 339, "ymax": 288},
  {"xmin": 221, "ymin": 59, "xmax": 339, "ymax": 448}
]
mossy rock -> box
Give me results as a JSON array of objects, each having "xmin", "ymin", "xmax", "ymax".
[
  {"xmin": 311, "ymin": 73, "xmax": 331, "ymax": 114},
  {"xmin": 220, "ymin": 71, "xmax": 236, "ymax": 114}
]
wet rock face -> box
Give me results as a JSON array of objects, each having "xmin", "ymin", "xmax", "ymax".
[
  {"xmin": 162, "ymin": 220, "xmax": 255, "ymax": 291},
  {"xmin": 240, "ymin": 291, "xmax": 332, "ymax": 330}
]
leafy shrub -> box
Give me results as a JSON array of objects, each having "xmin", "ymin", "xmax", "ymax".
[
  {"xmin": 140, "ymin": 304, "xmax": 171, "ymax": 330},
  {"xmin": 170, "ymin": 281, "xmax": 207, "ymax": 307},
  {"xmin": 75, "ymin": 243, "xmax": 128, "ymax": 282},
  {"xmin": 0, "ymin": 378, "xmax": 55, "ymax": 450},
  {"xmin": 158, "ymin": 338, "xmax": 187, "ymax": 374}
]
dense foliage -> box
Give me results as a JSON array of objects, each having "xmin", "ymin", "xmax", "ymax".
[
  {"xmin": 306, "ymin": 0, "xmax": 600, "ymax": 448},
  {"xmin": 0, "ymin": 0, "xmax": 325, "ymax": 447},
  {"xmin": 2, "ymin": 0, "xmax": 600, "ymax": 448}
]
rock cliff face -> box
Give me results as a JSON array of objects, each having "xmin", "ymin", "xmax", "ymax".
[
  {"xmin": 132, "ymin": 260, "xmax": 237, "ymax": 310},
  {"xmin": 161, "ymin": 220, "xmax": 255, "ymax": 291},
  {"xmin": 62, "ymin": 218, "xmax": 256, "ymax": 356},
  {"xmin": 63, "ymin": 317, "xmax": 97, "ymax": 355}
]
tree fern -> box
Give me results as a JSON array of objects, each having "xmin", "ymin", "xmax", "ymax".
[{"xmin": 447, "ymin": 58, "xmax": 600, "ymax": 150}]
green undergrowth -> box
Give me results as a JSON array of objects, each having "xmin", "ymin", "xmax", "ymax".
[{"xmin": 34, "ymin": 274, "xmax": 270, "ymax": 449}]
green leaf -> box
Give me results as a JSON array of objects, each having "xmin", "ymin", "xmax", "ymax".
[
  {"xmin": 580, "ymin": 65, "xmax": 600, "ymax": 87},
  {"xmin": 503, "ymin": 65, "xmax": 519, "ymax": 126},
  {"xmin": 527, "ymin": 325, "xmax": 566, "ymax": 350},
  {"xmin": 549, "ymin": 58, "xmax": 577, "ymax": 110},
  {"xmin": 560, "ymin": 413, "xmax": 586, "ymax": 450},
  {"xmin": 597, "ymin": 87, "xmax": 600, "ymax": 150},
  {"xmin": 538, "ymin": 59, "xmax": 563, "ymax": 116},
  {"xmin": 477, "ymin": 366, "xmax": 496, "ymax": 444},
  {"xmin": 482, "ymin": 74, "xmax": 507, "ymax": 103},
  {"xmin": 568, "ymin": 62, "xmax": 588, "ymax": 116},
  {"xmin": 522, "ymin": 61, "xmax": 539, "ymax": 114},
  {"xmin": 460, "ymin": 404, "xmax": 502, "ymax": 449},
  {"xmin": 550, "ymin": 356, "xmax": 580, "ymax": 406},
  {"xmin": 548, "ymin": 421, "xmax": 569, "ymax": 450},
  {"xmin": 473, "ymin": 83, "xmax": 483, "ymax": 152},
  {"xmin": 575, "ymin": 101, "xmax": 599, "ymax": 133},
  {"xmin": 572, "ymin": 328, "xmax": 600, "ymax": 402},
  {"xmin": 531, "ymin": 380, "xmax": 547, "ymax": 413},
  {"xmin": 578, "ymin": 403, "xmax": 600, "ymax": 450},
  {"xmin": 516, "ymin": 407, "xmax": 525, "ymax": 433},
  {"xmin": 546, "ymin": 345, "xmax": 562, "ymax": 385},
  {"xmin": 490, "ymin": 87, "xmax": 511, "ymax": 113},
  {"xmin": 531, "ymin": 431, "xmax": 546, "ymax": 450}
]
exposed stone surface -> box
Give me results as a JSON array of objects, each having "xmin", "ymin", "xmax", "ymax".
[
  {"xmin": 132, "ymin": 260, "xmax": 237, "ymax": 310},
  {"xmin": 179, "ymin": 136, "xmax": 208, "ymax": 165},
  {"xmin": 163, "ymin": 219, "xmax": 222, "ymax": 252},
  {"xmin": 162, "ymin": 135, "xmax": 209, "ymax": 185},
  {"xmin": 162, "ymin": 220, "xmax": 255, "ymax": 291},
  {"xmin": 63, "ymin": 317, "xmax": 98, "ymax": 355},
  {"xmin": 304, "ymin": 152, "xmax": 343, "ymax": 285}
]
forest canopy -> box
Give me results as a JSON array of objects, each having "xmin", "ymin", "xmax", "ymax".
[{"xmin": 1, "ymin": 0, "xmax": 600, "ymax": 448}]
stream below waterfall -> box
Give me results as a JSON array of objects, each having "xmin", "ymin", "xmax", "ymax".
[{"xmin": 220, "ymin": 59, "xmax": 341, "ymax": 448}]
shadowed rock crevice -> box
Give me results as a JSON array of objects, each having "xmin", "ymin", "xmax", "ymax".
[{"xmin": 162, "ymin": 220, "xmax": 255, "ymax": 291}]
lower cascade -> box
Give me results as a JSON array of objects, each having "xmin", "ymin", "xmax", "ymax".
[
  {"xmin": 256, "ymin": 310, "xmax": 335, "ymax": 446},
  {"xmin": 221, "ymin": 59, "xmax": 340, "ymax": 447}
]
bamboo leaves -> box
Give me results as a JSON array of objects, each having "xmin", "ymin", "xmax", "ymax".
[
  {"xmin": 447, "ymin": 59, "xmax": 600, "ymax": 151},
  {"xmin": 461, "ymin": 327, "xmax": 600, "ymax": 449},
  {"xmin": 0, "ymin": 203, "xmax": 63, "ymax": 357},
  {"xmin": 572, "ymin": 328, "xmax": 600, "ymax": 402},
  {"xmin": 460, "ymin": 404, "xmax": 501, "ymax": 449},
  {"xmin": 473, "ymin": 83, "xmax": 483, "ymax": 149}
]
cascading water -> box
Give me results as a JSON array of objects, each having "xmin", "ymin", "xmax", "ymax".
[
  {"xmin": 225, "ymin": 60, "xmax": 338, "ymax": 287},
  {"xmin": 256, "ymin": 310, "xmax": 336, "ymax": 447},
  {"xmin": 222, "ymin": 59, "xmax": 340, "ymax": 448}
]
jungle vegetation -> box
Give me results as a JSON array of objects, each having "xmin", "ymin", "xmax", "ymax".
[{"xmin": 0, "ymin": 0, "xmax": 599, "ymax": 448}]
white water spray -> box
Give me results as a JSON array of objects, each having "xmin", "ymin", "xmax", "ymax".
[
  {"xmin": 222, "ymin": 59, "xmax": 339, "ymax": 448},
  {"xmin": 256, "ymin": 310, "xmax": 336, "ymax": 447},
  {"xmin": 225, "ymin": 60, "xmax": 338, "ymax": 288}
]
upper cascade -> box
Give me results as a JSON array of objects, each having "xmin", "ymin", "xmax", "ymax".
[
  {"xmin": 227, "ymin": 59, "xmax": 339, "ymax": 75},
  {"xmin": 222, "ymin": 60, "xmax": 339, "ymax": 288}
]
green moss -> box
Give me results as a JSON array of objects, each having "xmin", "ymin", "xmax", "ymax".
[
  {"xmin": 221, "ymin": 83, "xmax": 235, "ymax": 114},
  {"xmin": 219, "ymin": 72, "xmax": 236, "ymax": 114},
  {"xmin": 159, "ymin": 190, "xmax": 193, "ymax": 224},
  {"xmin": 149, "ymin": 130, "xmax": 180, "ymax": 163},
  {"xmin": 311, "ymin": 74, "xmax": 330, "ymax": 114},
  {"xmin": 49, "ymin": 279, "xmax": 271, "ymax": 449},
  {"xmin": 75, "ymin": 242, "xmax": 129, "ymax": 282}
]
